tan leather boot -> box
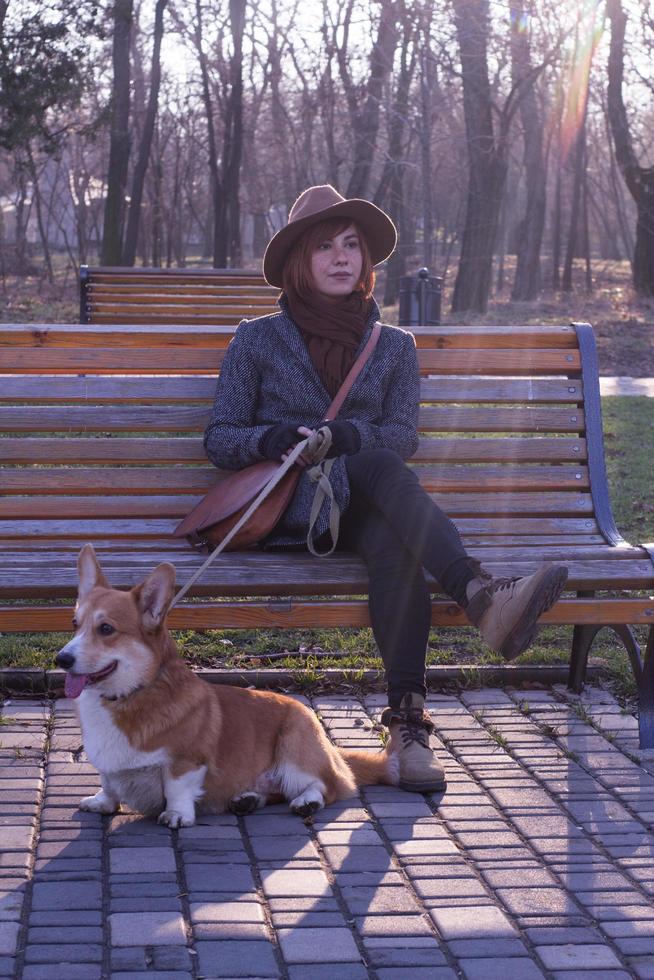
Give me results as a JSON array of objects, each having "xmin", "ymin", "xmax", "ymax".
[
  {"xmin": 465, "ymin": 562, "xmax": 568, "ymax": 660},
  {"xmin": 381, "ymin": 693, "xmax": 446, "ymax": 794}
]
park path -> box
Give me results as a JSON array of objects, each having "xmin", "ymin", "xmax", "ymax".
[
  {"xmin": 2, "ymin": 684, "xmax": 654, "ymax": 979},
  {"xmin": 599, "ymin": 378, "xmax": 654, "ymax": 397}
]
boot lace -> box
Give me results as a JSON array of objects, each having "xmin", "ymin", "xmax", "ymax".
[
  {"xmin": 382, "ymin": 707, "xmax": 434, "ymax": 748},
  {"xmin": 467, "ymin": 559, "xmax": 518, "ymax": 596},
  {"xmin": 490, "ymin": 576, "xmax": 520, "ymax": 595},
  {"xmin": 398, "ymin": 714, "xmax": 431, "ymax": 749}
]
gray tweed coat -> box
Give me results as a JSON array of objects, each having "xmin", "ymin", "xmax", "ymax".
[{"xmin": 203, "ymin": 297, "xmax": 420, "ymax": 547}]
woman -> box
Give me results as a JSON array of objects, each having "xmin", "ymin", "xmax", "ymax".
[{"xmin": 204, "ymin": 185, "xmax": 567, "ymax": 793}]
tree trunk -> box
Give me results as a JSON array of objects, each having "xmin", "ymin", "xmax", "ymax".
[
  {"xmin": 451, "ymin": 0, "xmax": 507, "ymax": 314},
  {"xmin": 510, "ymin": 0, "xmax": 546, "ymax": 301},
  {"xmin": 214, "ymin": 0, "xmax": 246, "ymax": 267},
  {"xmin": 582, "ymin": 142, "xmax": 592, "ymax": 291},
  {"xmin": 339, "ymin": 0, "xmax": 400, "ymax": 200},
  {"xmin": 100, "ymin": 0, "xmax": 133, "ymax": 266},
  {"xmin": 604, "ymin": 102, "xmax": 633, "ymax": 264},
  {"xmin": 14, "ymin": 164, "xmax": 31, "ymax": 275},
  {"xmin": 318, "ymin": 9, "xmax": 341, "ymax": 188},
  {"xmin": 562, "ymin": 120, "xmax": 586, "ymax": 292},
  {"xmin": 26, "ymin": 145, "xmax": 53, "ymax": 282},
  {"xmin": 70, "ymin": 141, "xmax": 89, "ymax": 265},
  {"xmin": 122, "ymin": 0, "xmax": 167, "ymax": 266},
  {"xmin": 495, "ymin": 183, "xmax": 509, "ymax": 295},
  {"xmin": 269, "ymin": 2, "xmax": 294, "ymax": 210},
  {"xmin": 418, "ymin": 5, "xmax": 436, "ymax": 269},
  {"xmin": 194, "ymin": 0, "xmax": 223, "ymax": 267},
  {"xmin": 606, "ymin": 0, "xmax": 654, "ymax": 296},
  {"xmin": 378, "ymin": 18, "xmax": 417, "ymax": 305},
  {"xmin": 150, "ymin": 126, "xmax": 163, "ymax": 266},
  {"xmin": 551, "ymin": 101, "xmax": 563, "ymax": 289}
]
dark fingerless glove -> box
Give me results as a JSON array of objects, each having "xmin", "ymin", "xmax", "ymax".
[
  {"xmin": 259, "ymin": 423, "xmax": 302, "ymax": 461},
  {"xmin": 322, "ymin": 421, "xmax": 361, "ymax": 458}
]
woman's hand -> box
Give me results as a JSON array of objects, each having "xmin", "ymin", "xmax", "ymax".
[
  {"xmin": 260, "ymin": 423, "xmax": 311, "ymax": 462},
  {"xmin": 282, "ymin": 425, "xmax": 315, "ymax": 465}
]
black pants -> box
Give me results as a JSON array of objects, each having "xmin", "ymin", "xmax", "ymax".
[{"xmin": 335, "ymin": 449, "xmax": 475, "ymax": 707}]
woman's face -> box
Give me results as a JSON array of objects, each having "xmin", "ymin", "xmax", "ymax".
[{"xmin": 309, "ymin": 224, "xmax": 364, "ymax": 300}]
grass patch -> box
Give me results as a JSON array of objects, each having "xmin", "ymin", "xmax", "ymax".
[{"xmin": 601, "ymin": 397, "xmax": 654, "ymax": 542}]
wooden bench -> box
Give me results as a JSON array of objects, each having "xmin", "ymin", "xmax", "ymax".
[
  {"xmin": 1, "ymin": 321, "xmax": 653, "ymax": 745},
  {"xmin": 79, "ymin": 266, "xmax": 279, "ymax": 325}
]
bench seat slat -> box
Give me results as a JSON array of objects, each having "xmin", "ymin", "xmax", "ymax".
[
  {"xmin": 0, "ymin": 503, "xmax": 597, "ymax": 533},
  {"xmin": 0, "ymin": 531, "xmax": 608, "ymax": 553},
  {"xmin": 1, "ymin": 596, "xmax": 653, "ymax": 632},
  {"xmin": 0, "ymin": 436, "xmax": 588, "ymax": 465},
  {"xmin": 0, "ymin": 556, "xmax": 651, "ymax": 597},
  {"xmin": 0, "ymin": 405, "xmax": 585, "ymax": 434},
  {"xmin": 0, "ymin": 544, "xmax": 642, "ymax": 566},
  {"xmin": 0, "ymin": 464, "xmax": 591, "ymax": 494},
  {"xmin": 0, "ymin": 500, "xmax": 601, "ymax": 534}
]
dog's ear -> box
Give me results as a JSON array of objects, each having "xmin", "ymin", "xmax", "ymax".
[
  {"xmin": 138, "ymin": 563, "xmax": 176, "ymax": 632},
  {"xmin": 77, "ymin": 544, "xmax": 110, "ymax": 600}
]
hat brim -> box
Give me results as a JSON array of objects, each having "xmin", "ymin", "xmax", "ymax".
[{"xmin": 263, "ymin": 199, "xmax": 397, "ymax": 288}]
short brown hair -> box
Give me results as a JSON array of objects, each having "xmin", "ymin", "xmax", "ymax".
[{"xmin": 281, "ymin": 218, "xmax": 375, "ymax": 299}]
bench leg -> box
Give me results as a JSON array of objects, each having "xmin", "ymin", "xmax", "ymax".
[
  {"xmin": 568, "ymin": 623, "xmax": 602, "ymax": 694},
  {"xmin": 569, "ymin": 616, "xmax": 653, "ymax": 749},
  {"xmin": 568, "ymin": 621, "xmax": 643, "ymax": 696},
  {"xmin": 639, "ymin": 626, "xmax": 654, "ymax": 749}
]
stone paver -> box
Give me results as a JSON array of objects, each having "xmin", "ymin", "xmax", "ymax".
[{"xmin": 4, "ymin": 686, "xmax": 654, "ymax": 978}]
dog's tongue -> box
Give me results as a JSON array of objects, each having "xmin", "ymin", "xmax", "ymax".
[{"xmin": 65, "ymin": 673, "xmax": 88, "ymax": 699}]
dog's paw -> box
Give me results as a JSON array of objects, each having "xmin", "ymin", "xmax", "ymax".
[
  {"xmin": 228, "ymin": 792, "xmax": 265, "ymax": 816},
  {"xmin": 289, "ymin": 786, "xmax": 324, "ymax": 819},
  {"xmin": 79, "ymin": 792, "xmax": 120, "ymax": 815},
  {"xmin": 157, "ymin": 808, "xmax": 195, "ymax": 828},
  {"xmin": 290, "ymin": 799, "xmax": 322, "ymax": 820}
]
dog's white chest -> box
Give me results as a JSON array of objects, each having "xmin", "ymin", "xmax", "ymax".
[{"xmin": 77, "ymin": 692, "xmax": 169, "ymax": 773}]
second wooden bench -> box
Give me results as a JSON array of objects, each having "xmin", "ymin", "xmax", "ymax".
[{"xmin": 79, "ymin": 265, "xmax": 279, "ymax": 325}]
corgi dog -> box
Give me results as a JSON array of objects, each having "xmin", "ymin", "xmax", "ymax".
[{"xmin": 55, "ymin": 544, "xmax": 399, "ymax": 827}]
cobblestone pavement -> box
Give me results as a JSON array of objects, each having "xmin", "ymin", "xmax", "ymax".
[{"xmin": 2, "ymin": 684, "xmax": 654, "ymax": 980}]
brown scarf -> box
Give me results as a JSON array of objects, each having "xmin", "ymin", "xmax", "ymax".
[{"xmin": 285, "ymin": 286, "xmax": 373, "ymax": 398}]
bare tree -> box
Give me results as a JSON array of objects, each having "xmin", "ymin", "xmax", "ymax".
[
  {"xmin": 510, "ymin": 0, "xmax": 547, "ymax": 300},
  {"xmin": 101, "ymin": 0, "xmax": 134, "ymax": 265},
  {"xmin": 336, "ymin": 0, "xmax": 400, "ymax": 199},
  {"xmin": 374, "ymin": 4, "xmax": 418, "ymax": 304},
  {"xmin": 123, "ymin": 0, "xmax": 168, "ymax": 265},
  {"xmin": 417, "ymin": 2, "xmax": 436, "ymax": 269},
  {"xmin": 606, "ymin": 0, "xmax": 654, "ymax": 295},
  {"xmin": 450, "ymin": 0, "xmax": 508, "ymax": 313}
]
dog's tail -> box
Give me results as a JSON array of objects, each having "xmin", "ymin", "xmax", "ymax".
[{"xmin": 338, "ymin": 747, "xmax": 400, "ymax": 787}]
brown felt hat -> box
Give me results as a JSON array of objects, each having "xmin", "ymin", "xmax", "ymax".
[{"xmin": 263, "ymin": 184, "xmax": 397, "ymax": 288}]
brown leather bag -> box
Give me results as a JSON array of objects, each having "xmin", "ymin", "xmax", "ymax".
[
  {"xmin": 173, "ymin": 322, "xmax": 382, "ymax": 552},
  {"xmin": 174, "ymin": 460, "xmax": 300, "ymax": 551}
]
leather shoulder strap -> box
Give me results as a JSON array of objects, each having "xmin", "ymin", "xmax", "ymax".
[{"xmin": 323, "ymin": 321, "xmax": 382, "ymax": 422}]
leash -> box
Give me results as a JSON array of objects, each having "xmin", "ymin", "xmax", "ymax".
[{"xmin": 171, "ymin": 427, "xmax": 333, "ymax": 608}]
